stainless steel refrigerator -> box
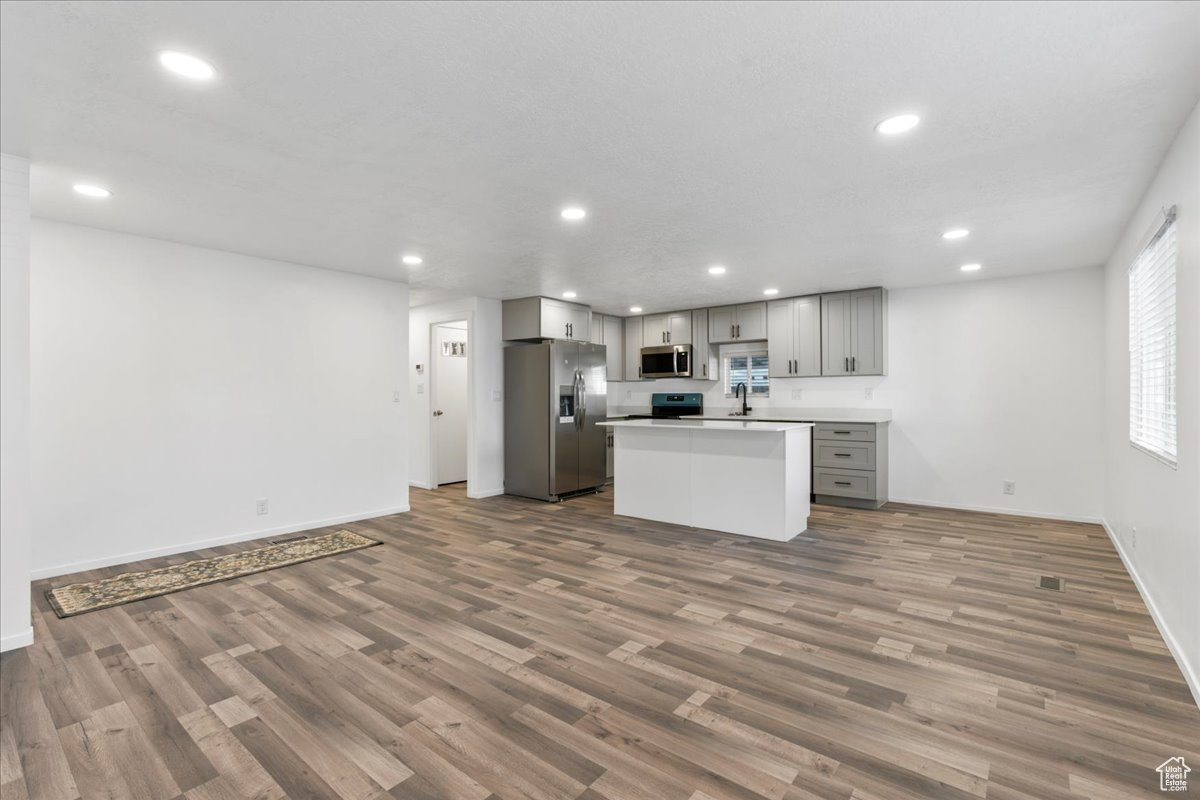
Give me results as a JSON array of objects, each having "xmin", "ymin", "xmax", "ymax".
[{"xmin": 504, "ymin": 342, "xmax": 608, "ymax": 501}]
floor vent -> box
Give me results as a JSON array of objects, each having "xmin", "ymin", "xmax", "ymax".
[
  {"xmin": 1038, "ymin": 576, "xmax": 1064, "ymax": 591},
  {"xmin": 271, "ymin": 535, "xmax": 309, "ymax": 545}
]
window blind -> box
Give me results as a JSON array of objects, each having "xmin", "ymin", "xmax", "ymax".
[
  {"xmin": 1129, "ymin": 211, "xmax": 1177, "ymax": 467},
  {"xmin": 726, "ymin": 352, "xmax": 770, "ymax": 396}
]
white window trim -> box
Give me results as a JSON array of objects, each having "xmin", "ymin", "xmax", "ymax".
[
  {"xmin": 1127, "ymin": 207, "xmax": 1178, "ymax": 469},
  {"xmin": 721, "ymin": 342, "xmax": 770, "ymax": 398}
]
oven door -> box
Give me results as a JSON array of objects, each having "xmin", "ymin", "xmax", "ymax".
[{"xmin": 640, "ymin": 345, "xmax": 692, "ymax": 378}]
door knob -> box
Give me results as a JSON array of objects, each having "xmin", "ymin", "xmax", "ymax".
[{"xmin": 433, "ymin": 410, "xmax": 444, "ymax": 416}]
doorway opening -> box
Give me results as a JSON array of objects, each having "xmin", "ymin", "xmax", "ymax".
[{"xmin": 431, "ymin": 320, "xmax": 469, "ymax": 488}]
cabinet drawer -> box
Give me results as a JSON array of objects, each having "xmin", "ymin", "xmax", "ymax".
[
  {"xmin": 813, "ymin": 441, "xmax": 875, "ymax": 469},
  {"xmin": 813, "ymin": 422, "xmax": 875, "ymax": 441},
  {"xmin": 814, "ymin": 467, "xmax": 876, "ymax": 499}
]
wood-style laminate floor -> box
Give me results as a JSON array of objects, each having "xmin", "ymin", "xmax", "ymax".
[{"xmin": 3, "ymin": 486, "xmax": 1197, "ymax": 800}]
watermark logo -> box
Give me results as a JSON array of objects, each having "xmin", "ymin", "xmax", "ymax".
[{"xmin": 1158, "ymin": 757, "xmax": 1190, "ymax": 792}]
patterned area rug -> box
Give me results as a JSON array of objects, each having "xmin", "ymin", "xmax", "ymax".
[{"xmin": 46, "ymin": 530, "xmax": 381, "ymax": 618}]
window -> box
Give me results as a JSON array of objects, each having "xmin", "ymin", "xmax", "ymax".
[
  {"xmin": 1129, "ymin": 209, "xmax": 1177, "ymax": 467},
  {"xmin": 723, "ymin": 346, "xmax": 769, "ymax": 397}
]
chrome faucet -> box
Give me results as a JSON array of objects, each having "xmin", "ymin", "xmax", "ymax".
[{"xmin": 733, "ymin": 382, "xmax": 751, "ymax": 417}]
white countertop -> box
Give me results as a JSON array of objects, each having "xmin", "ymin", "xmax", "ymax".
[
  {"xmin": 600, "ymin": 418, "xmax": 813, "ymax": 433},
  {"xmin": 605, "ymin": 407, "xmax": 892, "ymax": 424}
]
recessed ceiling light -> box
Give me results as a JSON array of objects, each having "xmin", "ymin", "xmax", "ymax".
[
  {"xmin": 560, "ymin": 206, "xmax": 586, "ymax": 221},
  {"xmin": 562, "ymin": 291, "xmax": 577, "ymax": 299},
  {"xmin": 942, "ymin": 228, "xmax": 969, "ymax": 240},
  {"xmin": 960, "ymin": 263, "xmax": 982, "ymax": 272},
  {"xmin": 763, "ymin": 288, "xmax": 780, "ymax": 296},
  {"xmin": 73, "ymin": 184, "xmax": 112, "ymax": 198},
  {"xmin": 708, "ymin": 265, "xmax": 727, "ymax": 275},
  {"xmin": 875, "ymin": 113, "xmax": 920, "ymax": 135},
  {"xmin": 401, "ymin": 254, "xmax": 423, "ymax": 266},
  {"xmin": 629, "ymin": 306, "xmax": 643, "ymax": 313},
  {"xmin": 158, "ymin": 51, "xmax": 216, "ymax": 81}
]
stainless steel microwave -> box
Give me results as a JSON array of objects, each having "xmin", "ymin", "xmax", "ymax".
[{"xmin": 640, "ymin": 344, "xmax": 692, "ymax": 378}]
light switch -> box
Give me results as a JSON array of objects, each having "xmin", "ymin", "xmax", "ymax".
[
  {"xmin": 417, "ymin": 383, "xmax": 425, "ymax": 394},
  {"xmin": 492, "ymin": 389, "xmax": 502, "ymax": 401},
  {"xmin": 393, "ymin": 390, "xmax": 401, "ymax": 403}
]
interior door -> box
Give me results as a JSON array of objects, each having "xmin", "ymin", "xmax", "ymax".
[
  {"xmin": 821, "ymin": 292, "xmax": 852, "ymax": 375},
  {"xmin": 552, "ymin": 342, "xmax": 581, "ymax": 495},
  {"xmin": 434, "ymin": 323, "xmax": 469, "ymax": 485},
  {"xmin": 766, "ymin": 299, "xmax": 794, "ymax": 377}
]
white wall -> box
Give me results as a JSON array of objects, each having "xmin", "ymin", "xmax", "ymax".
[
  {"xmin": 30, "ymin": 220, "xmax": 410, "ymax": 578},
  {"xmin": 409, "ymin": 297, "xmax": 504, "ymax": 497},
  {"xmin": 1, "ymin": 154, "xmax": 32, "ymax": 651},
  {"xmin": 1101, "ymin": 101, "xmax": 1199, "ymax": 701},
  {"xmin": 612, "ymin": 266, "xmax": 1106, "ymax": 521}
]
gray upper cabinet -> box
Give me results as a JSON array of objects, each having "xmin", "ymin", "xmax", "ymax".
[
  {"xmin": 708, "ymin": 302, "xmax": 767, "ymax": 343},
  {"xmin": 623, "ymin": 316, "xmax": 646, "ymax": 381},
  {"xmin": 821, "ymin": 288, "xmax": 886, "ymax": 375},
  {"xmin": 593, "ymin": 314, "xmax": 624, "ymax": 379},
  {"xmin": 642, "ymin": 312, "xmax": 692, "ymax": 346},
  {"xmin": 503, "ymin": 297, "xmax": 591, "ymax": 342},
  {"xmin": 690, "ymin": 308, "xmax": 716, "ymax": 380},
  {"xmin": 768, "ymin": 295, "xmax": 822, "ymax": 378}
]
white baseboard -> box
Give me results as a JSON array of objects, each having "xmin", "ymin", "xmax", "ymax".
[
  {"xmin": 0, "ymin": 627, "xmax": 34, "ymax": 652},
  {"xmin": 408, "ymin": 480, "xmax": 434, "ymax": 490},
  {"xmin": 31, "ymin": 504, "xmax": 411, "ymax": 581},
  {"xmin": 1101, "ymin": 520, "xmax": 1200, "ymax": 710},
  {"xmin": 467, "ymin": 487, "xmax": 505, "ymax": 499},
  {"xmin": 885, "ymin": 497, "xmax": 1103, "ymax": 525}
]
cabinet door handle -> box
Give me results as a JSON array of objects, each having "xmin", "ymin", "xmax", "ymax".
[
  {"xmin": 703, "ymin": 364, "xmax": 707, "ymax": 377},
  {"xmin": 844, "ymin": 357, "xmax": 849, "ymax": 372},
  {"xmin": 834, "ymin": 481, "xmax": 852, "ymax": 486},
  {"xmin": 730, "ymin": 324, "xmax": 734, "ymax": 339},
  {"xmin": 851, "ymin": 355, "xmax": 856, "ymax": 372},
  {"xmin": 833, "ymin": 430, "xmax": 851, "ymax": 435},
  {"xmin": 736, "ymin": 324, "xmax": 741, "ymax": 338},
  {"xmin": 834, "ymin": 453, "xmax": 851, "ymax": 457}
]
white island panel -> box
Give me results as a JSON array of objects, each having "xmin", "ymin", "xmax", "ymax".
[{"xmin": 604, "ymin": 419, "xmax": 812, "ymax": 541}]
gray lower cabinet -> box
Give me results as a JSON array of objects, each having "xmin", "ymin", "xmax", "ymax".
[
  {"xmin": 820, "ymin": 288, "xmax": 886, "ymax": 375},
  {"xmin": 811, "ymin": 421, "xmax": 888, "ymax": 508}
]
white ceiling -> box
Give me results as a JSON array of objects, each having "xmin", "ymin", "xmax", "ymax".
[{"xmin": 3, "ymin": 1, "xmax": 1198, "ymax": 313}]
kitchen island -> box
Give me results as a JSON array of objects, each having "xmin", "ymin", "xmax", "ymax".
[{"xmin": 599, "ymin": 418, "xmax": 813, "ymax": 541}]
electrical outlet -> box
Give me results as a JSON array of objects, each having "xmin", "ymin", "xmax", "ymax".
[
  {"xmin": 626, "ymin": 390, "xmax": 632, "ymax": 400},
  {"xmin": 1002, "ymin": 481, "xmax": 1015, "ymax": 495},
  {"xmin": 864, "ymin": 388, "xmax": 873, "ymax": 400},
  {"xmin": 417, "ymin": 383, "xmax": 425, "ymax": 394},
  {"xmin": 1131, "ymin": 527, "xmax": 1137, "ymax": 548},
  {"xmin": 392, "ymin": 390, "xmax": 401, "ymax": 403},
  {"xmin": 791, "ymin": 389, "xmax": 802, "ymax": 400},
  {"xmin": 492, "ymin": 389, "xmax": 502, "ymax": 401},
  {"xmin": 256, "ymin": 498, "xmax": 269, "ymax": 516}
]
